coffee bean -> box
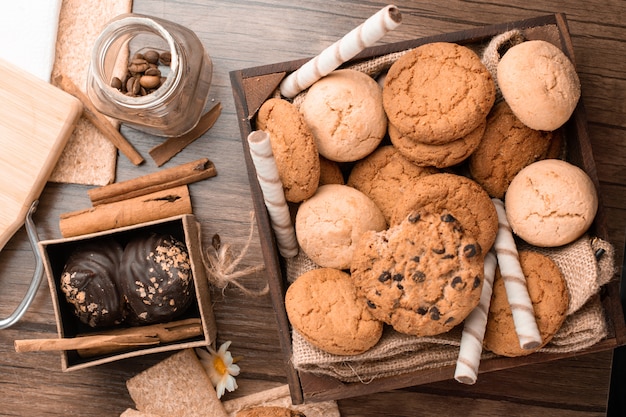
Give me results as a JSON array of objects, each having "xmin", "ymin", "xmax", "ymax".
[
  {"xmin": 111, "ymin": 50, "xmax": 169, "ymax": 96},
  {"xmin": 128, "ymin": 58, "xmax": 150, "ymax": 74},
  {"xmin": 144, "ymin": 67, "xmax": 161, "ymax": 76},
  {"xmin": 110, "ymin": 76, "xmax": 123, "ymax": 90},
  {"xmin": 159, "ymin": 51, "xmax": 172, "ymax": 66},
  {"xmin": 143, "ymin": 50, "xmax": 160, "ymax": 64},
  {"xmin": 140, "ymin": 74, "xmax": 161, "ymax": 89}
]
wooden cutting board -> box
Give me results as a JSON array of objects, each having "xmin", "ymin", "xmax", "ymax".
[{"xmin": 0, "ymin": 58, "xmax": 82, "ymax": 251}]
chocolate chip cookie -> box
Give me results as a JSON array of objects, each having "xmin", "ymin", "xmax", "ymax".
[
  {"xmin": 351, "ymin": 211, "xmax": 484, "ymax": 337},
  {"xmin": 391, "ymin": 172, "xmax": 498, "ymax": 252}
]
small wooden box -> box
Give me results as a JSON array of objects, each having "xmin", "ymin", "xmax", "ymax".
[
  {"xmin": 39, "ymin": 214, "xmax": 217, "ymax": 371},
  {"xmin": 230, "ymin": 13, "xmax": 626, "ymax": 404}
]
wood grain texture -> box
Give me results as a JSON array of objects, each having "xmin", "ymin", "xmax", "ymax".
[
  {"xmin": 0, "ymin": 59, "xmax": 82, "ymax": 253},
  {"xmin": 0, "ymin": 1, "xmax": 624, "ymax": 416}
]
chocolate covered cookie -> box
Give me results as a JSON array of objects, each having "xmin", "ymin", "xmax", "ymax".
[
  {"xmin": 60, "ymin": 239, "xmax": 125, "ymax": 328},
  {"xmin": 118, "ymin": 233, "xmax": 194, "ymax": 325},
  {"xmin": 351, "ymin": 211, "xmax": 484, "ymax": 337}
]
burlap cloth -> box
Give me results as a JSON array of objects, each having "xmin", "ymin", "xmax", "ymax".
[{"xmin": 284, "ymin": 29, "xmax": 617, "ymax": 383}]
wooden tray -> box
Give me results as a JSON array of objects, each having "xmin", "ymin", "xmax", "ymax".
[{"xmin": 230, "ymin": 13, "xmax": 626, "ymax": 404}]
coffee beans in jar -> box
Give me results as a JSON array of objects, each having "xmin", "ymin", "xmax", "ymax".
[
  {"xmin": 87, "ymin": 14, "xmax": 213, "ymax": 137},
  {"xmin": 111, "ymin": 50, "xmax": 171, "ymax": 97}
]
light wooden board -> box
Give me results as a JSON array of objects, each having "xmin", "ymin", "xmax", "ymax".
[{"xmin": 0, "ymin": 58, "xmax": 82, "ymax": 251}]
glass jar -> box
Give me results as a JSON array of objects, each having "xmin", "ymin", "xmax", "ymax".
[{"xmin": 87, "ymin": 14, "xmax": 212, "ymax": 137}]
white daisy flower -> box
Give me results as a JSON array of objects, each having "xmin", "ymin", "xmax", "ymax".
[{"xmin": 196, "ymin": 341, "xmax": 240, "ymax": 399}]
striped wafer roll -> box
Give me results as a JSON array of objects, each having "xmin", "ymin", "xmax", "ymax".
[
  {"xmin": 454, "ymin": 249, "xmax": 497, "ymax": 385},
  {"xmin": 279, "ymin": 4, "xmax": 402, "ymax": 98},
  {"xmin": 492, "ymin": 198, "xmax": 542, "ymax": 349},
  {"xmin": 247, "ymin": 130, "xmax": 299, "ymax": 258}
]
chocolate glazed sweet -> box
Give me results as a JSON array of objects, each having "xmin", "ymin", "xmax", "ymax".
[
  {"xmin": 118, "ymin": 233, "xmax": 194, "ymax": 325},
  {"xmin": 60, "ymin": 239, "xmax": 125, "ymax": 328}
]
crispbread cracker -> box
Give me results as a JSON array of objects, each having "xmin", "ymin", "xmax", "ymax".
[
  {"xmin": 50, "ymin": 0, "xmax": 133, "ymax": 186},
  {"xmin": 223, "ymin": 384, "xmax": 340, "ymax": 417},
  {"xmin": 126, "ymin": 349, "xmax": 228, "ymax": 417},
  {"xmin": 120, "ymin": 409, "xmax": 162, "ymax": 417}
]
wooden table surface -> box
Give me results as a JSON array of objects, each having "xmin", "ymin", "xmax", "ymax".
[{"xmin": 1, "ymin": 1, "xmax": 624, "ymax": 416}]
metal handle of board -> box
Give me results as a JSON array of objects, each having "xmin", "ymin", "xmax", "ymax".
[{"xmin": 0, "ymin": 200, "xmax": 44, "ymax": 330}]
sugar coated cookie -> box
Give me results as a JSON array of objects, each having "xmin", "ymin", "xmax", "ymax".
[
  {"xmin": 256, "ymin": 97, "xmax": 320, "ymax": 203},
  {"xmin": 351, "ymin": 210, "xmax": 485, "ymax": 337},
  {"xmin": 295, "ymin": 184, "xmax": 386, "ymax": 269},
  {"xmin": 299, "ymin": 69, "xmax": 387, "ymax": 162},
  {"xmin": 383, "ymin": 42, "xmax": 495, "ymax": 145},
  {"xmin": 484, "ymin": 250, "xmax": 569, "ymax": 357},
  {"xmin": 504, "ymin": 159, "xmax": 597, "ymax": 247},
  {"xmin": 285, "ymin": 268, "xmax": 383, "ymax": 355},
  {"xmin": 497, "ymin": 40, "xmax": 581, "ymax": 131}
]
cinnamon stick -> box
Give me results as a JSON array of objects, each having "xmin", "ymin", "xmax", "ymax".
[
  {"xmin": 149, "ymin": 101, "xmax": 222, "ymax": 166},
  {"xmin": 78, "ymin": 318, "xmax": 203, "ymax": 357},
  {"xmin": 14, "ymin": 318, "xmax": 203, "ymax": 358},
  {"xmin": 14, "ymin": 334, "xmax": 159, "ymax": 353},
  {"xmin": 54, "ymin": 74, "xmax": 145, "ymax": 166},
  {"xmin": 88, "ymin": 158, "xmax": 217, "ymax": 206},
  {"xmin": 59, "ymin": 185, "xmax": 192, "ymax": 237}
]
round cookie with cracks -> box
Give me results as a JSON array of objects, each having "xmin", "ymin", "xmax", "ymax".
[
  {"xmin": 484, "ymin": 250, "xmax": 569, "ymax": 357},
  {"xmin": 285, "ymin": 268, "xmax": 383, "ymax": 355},
  {"xmin": 383, "ymin": 42, "xmax": 495, "ymax": 145},
  {"xmin": 391, "ymin": 172, "xmax": 498, "ymax": 253},
  {"xmin": 504, "ymin": 159, "xmax": 597, "ymax": 247},
  {"xmin": 351, "ymin": 210, "xmax": 485, "ymax": 337},
  {"xmin": 256, "ymin": 97, "xmax": 320, "ymax": 203},
  {"xmin": 468, "ymin": 101, "xmax": 559, "ymax": 199},
  {"xmin": 347, "ymin": 145, "xmax": 438, "ymax": 224},
  {"xmin": 299, "ymin": 69, "xmax": 387, "ymax": 162},
  {"xmin": 295, "ymin": 184, "xmax": 386, "ymax": 270}
]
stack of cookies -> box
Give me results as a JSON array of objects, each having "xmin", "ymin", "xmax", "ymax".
[{"xmin": 254, "ymin": 37, "xmax": 596, "ymax": 360}]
